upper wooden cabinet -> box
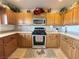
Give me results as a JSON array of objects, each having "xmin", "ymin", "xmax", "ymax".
[
  {"xmin": 46, "ymin": 13, "xmax": 55, "ymax": 25},
  {"xmin": 63, "ymin": 4, "xmax": 79, "ymax": 25},
  {"xmin": 63, "ymin": 9, "xmax": 73, "ymax": 25},
  {"xmin": 46, "ymin": 13, "xmax": 62, "ymax": 26},
  {"xmin": 5, "ymin": 9, "xmax": 16, "ymax": 25},
  {"xmin": 73, "ymin": 5, "xmax": 79, "ymax": 25},
  {"xmin": 16, "ymin": 12, "xmax": 33, "ymax": 25},
  {"xmin": 54, "ymin": 13, "xmax": 62, "ymax": 26}
]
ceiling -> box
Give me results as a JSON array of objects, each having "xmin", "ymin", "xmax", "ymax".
[{"xmin": 2, "ymin": 0, "xmax": 79, "ymax": 11}]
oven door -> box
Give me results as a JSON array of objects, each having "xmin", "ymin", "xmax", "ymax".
[{"xmin": 32, "ymin": 35, "xmax": 46, "ymax": 48}]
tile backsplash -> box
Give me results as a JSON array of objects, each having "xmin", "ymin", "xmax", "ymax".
[
  {"xmin": 0, "ymin": 25, "xmax": 16, "ymax": 32},
  {"xmin": 62, "ymin": 25, "xmax": 79, "ymax": 35},
  {"xmin": 16, "ymin": 25, "xmax": 62, "ymax": 32}
]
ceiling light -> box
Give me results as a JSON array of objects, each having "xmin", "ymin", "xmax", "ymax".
[
  {"xmin": 58, "ymin": 0, "xmax": 63, "ymax": 2},
  {"xmin": 13, "ymin": 0, "xmax": 20, "ymax": 2}
]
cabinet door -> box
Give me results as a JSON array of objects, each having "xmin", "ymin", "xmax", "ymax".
[
  {"xmin": 0, "ymin": 39, "xmax": 4, "ymax": 59},
  {"xmin": 25, "ymin": 34, "xmax": 32, "ymax": 48},
  {"xmin": 46, "ymin": 13, "xmax": 54, "ymax": 25},
  {"xmin": 24, "ymin": 13, "xmax": 32, "ymax": 25},
  {"xmin": 6, "ymin": 9, "xmax": 16, "ymax": 25},
  {"xmin": 64, "ymin": 10, "xmax": 73, "ymax": 25},
  {"xmin": 74, "ymin": 40, "xmax": 79, "ymax": 59},
  {"xmin": 46, "ymin": 34, "xmax": 58, "ymax": 48},
  {"xmin": 0, "ymin": 46, "xmax": 4, "ymax": 59},
  {"xmin": 60, "ymin": 37, "xmax": 64, "ymax": 50},
  {"xmin": 73, "ymin": 5, "xmax": 79, "ymax": 25},
  {"xmin": 18, "ymin": 33, "xmax": 32, "ymax": 48},
  {"xmin": 20, "ymin": 33, "xmax": 26, "ymax": 48},
  {"xmin": 16, "ymin": 12, "xmax": 32, "ymax": 25},
  {"xmin": 54, "ymin": 13, "xmax": 62, "ymax": 25},
  {"xmin": 17, "ymin": 34, "xmax": 23, "ymax": 48},
  {"xmin": 53, "ymin": 34, "xmax": 60, "ymax": 47},
  {"xmin": 75, "ymin": 47, "xmax": 79, "ymax": 59},
  {"xmin": 4, "ymin": 38, "xmax": 17, "ymax": 58}
]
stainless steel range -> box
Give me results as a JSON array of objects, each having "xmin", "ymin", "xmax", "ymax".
[{"xmin": 32, "ymin": 27, "xmax": 46, "ymax": 48}]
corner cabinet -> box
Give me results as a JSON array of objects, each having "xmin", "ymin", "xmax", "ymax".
[
  {"xmin": 0, "ymin": 34, "xmax": 18, "ymax": 59},
  {"xmin": 63, "ymin": 4, "xmax": 79, "ymax": 25},
  {"xmin": 46, "ymin": 34, "xmax": 60, "ymax": 48},
  {"xmin": 17, "ymin": 33, "xmax": 32, "ymax": 48},
  {"xmin": 5, "ymin": 9, "xmax": 16, "ymax": 25},
  {"xmin": 60, "ymin": 35, "xmax": 79, "ymax": 59}
]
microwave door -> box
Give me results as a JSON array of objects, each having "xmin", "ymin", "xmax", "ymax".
[{"xmin": 33, "ymin": 20, "xmax": 45, "ymax": 25}]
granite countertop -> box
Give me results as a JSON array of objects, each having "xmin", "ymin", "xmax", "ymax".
[
  {"xmin": 0, "ymin": 31, "xmax": 79, "ymax": 40},
  {"xmin": 0, "ymin": 31, "xmax": 32, "ymax": 38}
]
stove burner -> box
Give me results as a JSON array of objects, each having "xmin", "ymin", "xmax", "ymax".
[{"xmin": 32, "ymin": 27, "xmax": 46, "ymax": 35}]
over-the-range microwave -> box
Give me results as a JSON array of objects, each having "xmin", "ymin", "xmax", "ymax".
[{"xmin": 32, "ymin": 18, "xmax": 46, "ymax": 25}]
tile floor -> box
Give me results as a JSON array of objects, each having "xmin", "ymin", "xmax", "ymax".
[{"xmin": 8, "ymin": 48, "xmax": 68, "ymax": 59}]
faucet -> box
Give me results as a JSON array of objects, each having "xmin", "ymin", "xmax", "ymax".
[{"xmin": 65, "ymin": 27, "xmax": 67, "ymax": 33}]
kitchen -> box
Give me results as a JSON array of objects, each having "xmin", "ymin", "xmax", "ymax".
[{"xmin": 0, "ymin": 0, "xmax": 79, "ymax": 59}]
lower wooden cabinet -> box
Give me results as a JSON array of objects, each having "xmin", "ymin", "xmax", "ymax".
[
  {"xmin": 60, "ymin": 35, "xmax": 79, "ymax": 59},
  {"xmin": 0, "ymin": 46, "xmax": 4, "ymax": 59},
  {"xmin": 46, "ymin": 34, "xmax": 60, "ymax": 48},
  {"xmin": 17, "ymin": 33, "xmax": 32, "ymax": 48},
  {"xmin": 4, "ymin": 38, "xmax": 17, "ymax": 58},
  {"xmin": 75, "ymin": 47, "xmax": 79, "ymax": 59},
  {"xmin": 0, "ymin": 34, "xmax": 18, "ymax": 59}
]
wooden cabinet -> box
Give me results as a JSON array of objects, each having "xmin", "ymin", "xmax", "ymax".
[
  {"xmin": 63, "ymin": 4, "xmax": 79, "ymax": 25},
  {"xmin": 54, "ymin": 13, "xmax": 62, "ymax": 26},
  {"xmin": 3, "ymin": 34, "xmax": 17, "ymax": 58},
  {"xmin": 0, "ymin": 34, "xmax": 18, "ymax": 59},
  {"xmin": 16, "ymin": 12, "xmax": 32, "ymax": 25},
  {"xmin": 73, "ymin": 39, "xmax": 79, "ymax": 59},
  {"xmin": 46, "ymin": 13, "xmax": 55, "ymax": 25},
  {"xmin": 46, "ymin": 13, "xmax": 62, "ymax": 26},
  {"xmin": 5, "ymin": 9, "xmax": 16, "ymax": 25},
  {"xmin": 17, "ymin": 33, "xmax": 32, "ymax": 48},
  {"xmin": 46, "ymin": 34, "xmax": 60, "ymax": 48},
  {"xmin": 4, "ymin": 38, "xmax": 17, "ymax": 58},
  {"xmin": 0, "ymin": 39, "xmax": 4, "ymax": 59},
  {"xmin": 60, "ymin": 35, "xmax": 79, "ymax": 59},
  {"xmin": 73, "ymin": 5, "xmax": 79, "ymax": 25},
  {"xmin": 0, "ymin": 46, "xmax": 4, "ymax": 59},
  {"xmin": 64, "ymin": 9, "xmax": 73, "ymax": 25},
  {"xmin": 75, "ymin": 47, "xmax": 79, "ymax": 59}
]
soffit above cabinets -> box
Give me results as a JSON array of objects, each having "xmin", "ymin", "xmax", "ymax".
[{"xmin": 2, "ymin": 0, "xmax": 79, "ymax": 11}]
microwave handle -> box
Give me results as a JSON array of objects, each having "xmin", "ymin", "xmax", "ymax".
[{"xmin": 44, "ymin": 20, "xmax": 45, "ymax": 23}]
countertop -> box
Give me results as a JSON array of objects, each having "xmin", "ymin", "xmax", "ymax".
[
  {"xmin": 0, "ymin": 31, "xmax": 32, "ymax": 38},
  {"xmin": 0, "ymin": 31, "xmax": 79, "ymax": 40}
]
